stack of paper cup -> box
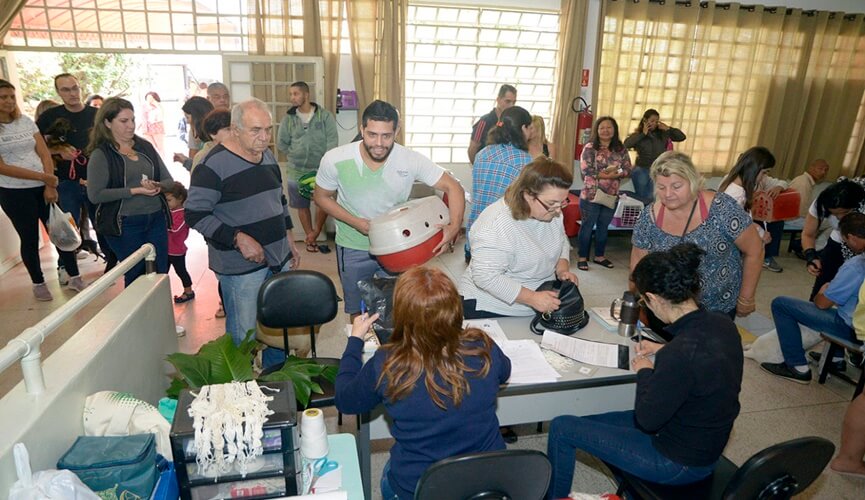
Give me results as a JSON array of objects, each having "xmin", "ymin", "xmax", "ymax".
[{"xmin": 300, "ymin": 408, "xmax": 329, "ymax": 459}]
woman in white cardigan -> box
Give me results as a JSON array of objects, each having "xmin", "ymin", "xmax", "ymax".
[{"xmin": 460, "ymin": 157, "xmax": 578, "ymax": 319}]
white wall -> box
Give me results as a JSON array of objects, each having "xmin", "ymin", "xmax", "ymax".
[{"xmin": 0, "ymin": 274, "xmax": 178, "ymax": 492}]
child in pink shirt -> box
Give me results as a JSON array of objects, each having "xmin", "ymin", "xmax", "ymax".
[{"xmin": 165, "ymin": 182, "xmax": 194, "ymax": 303}]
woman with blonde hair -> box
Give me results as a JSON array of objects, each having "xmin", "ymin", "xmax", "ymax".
[
  {"xmin": 336, "ymin": 266, "xmax": 511, "ymax": 500},
  {"xmin": 528, "ymin": 114, "xmax": 551, "ymax": 158},
  {"xmin": 630, "ymin": 151, "xmax": 763, "ymax": 320}
]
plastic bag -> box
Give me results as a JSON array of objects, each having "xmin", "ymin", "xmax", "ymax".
[
  {"xmin": 47, "ymin": 203, "xmax": 82, "ymax": 252},
  {"xmin": 9, "ymin": 443, "xmax": 100, "ymax": 500},
  {"xmin": 357, "ymin": 276, "xmax": 398, "ymax": 344}
]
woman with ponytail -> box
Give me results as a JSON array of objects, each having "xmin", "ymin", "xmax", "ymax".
[
  {"xmin": 546, "ymin": 243, "xmax": 743, "ymax": 498},
  {"xmin": 465, "ymin": 105, "xmax": 534, "ymax": 261}
]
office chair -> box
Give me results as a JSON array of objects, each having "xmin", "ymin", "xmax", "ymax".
[
  {"xmin": 816, "ymin": 334, "xmax": 864, "ymax": 400},
  {"xmin": 610, "ymin": 436, "xmax": 834, "ymax": 500},
  {"xmin": 414, "ymin": 449, "xmax": 551, "ymax": 500},
  {"xmin": 257, "ymin": 270, "xmax": 341, "ymax": 417}
]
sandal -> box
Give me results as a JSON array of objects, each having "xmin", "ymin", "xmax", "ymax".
[
  {"xmin": 173, "ymin": 291, "xmax": 196, "ymax": 304},
  {"xmin": 593, "ymin": 258, "xmax": 615, "ymax": 269},
  {"xmin": 306, "ymin": 242, "xmax": 319, "ymax": 253},
  {"xmin": 577, "ymin": 261, "xmax": 589, "ymax": 271}
]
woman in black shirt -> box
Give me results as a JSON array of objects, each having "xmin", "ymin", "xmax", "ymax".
[{"xmin": 546, "ymin": 243, "xmax": 743, "ymax": 498}]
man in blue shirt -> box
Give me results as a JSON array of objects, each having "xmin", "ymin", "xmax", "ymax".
[{"xmin": 762, "ymin": 212, "xmax": 865, "ymax": 383}]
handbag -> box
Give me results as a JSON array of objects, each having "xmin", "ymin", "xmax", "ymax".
[
  {"xmin": 530, "ymin": 279, "xmax": 590, "ymax": 335},
  {"xmin": 83, "ymin": 391, "xmax": 173, "ymax": 461},
  {"xmin": 590, "ymin": 188, "xmax": 618, "ymax": 209},
  {"xmin": 57, "ymin": 434, "xmax": 158, "ymax": 500}
]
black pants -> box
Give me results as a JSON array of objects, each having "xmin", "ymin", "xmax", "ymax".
[
  {"xmin": 810, "ymin": 238, "xmax": 845, "ymax": 301},
  {"xmin": 0, "ymin": 186, "xmax": 80, "ymax": 284},
  {"xmin": 168, "ymin": 253, "xmax": 192, "ymax": 288},
  {"xmin": 461, "ymin": 297, "xmax": 505, "ymax": 319}
]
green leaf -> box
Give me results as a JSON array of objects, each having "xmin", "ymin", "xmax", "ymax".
[
  {"xmin": 196, "ymin": 334, "xmax": 254, "ymax": 384},
  {"xmin": 321, "ymin": 365, "xmax": 338, "ymax": 383},
  {"xmin": 237, "ymin": 330, "xmax": 258, "ymax": 357},
  {"xmin": 261, "ymin": 364, "xmax": 314, "ymax": 407},
  {"xmin": 166, "ymin": 377, "xmax": 188, "ymax": 399},
  {"xmin": 166, "ymin": 353, "xmax": 211, "ymax": 388}
]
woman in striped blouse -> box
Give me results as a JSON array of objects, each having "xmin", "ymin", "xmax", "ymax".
[{"xmin": 460, "ymin": 156, "xmax": 578, "ymax": 319}]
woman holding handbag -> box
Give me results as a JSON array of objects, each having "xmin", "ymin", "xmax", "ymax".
[
  {"xmin": 460, "ymin": 157, "xmax": 578, "ymax": 319},
  {"xmin": 87, "ymin": 97, "xmax": 174, "ymax": 287},
  {"xmin": 0, "ymin": 79, "xmax": 86, "ymax": 301},
  {"xmin": 577, "ymin": 116, "xmax": 632, "ymax": 271}
]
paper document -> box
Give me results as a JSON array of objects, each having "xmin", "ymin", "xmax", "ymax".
[
  {"xmin": 590, "ymin": 307, "xmax": 618, "ymax": 330},
  {"xmin": 501, "ymin": 339, "xmax": 561, "ymax": 384},
  {"xmin": 463, "ymin": 319, "xmax": 509, "ymax": 346},
  {"xmin": 541, "ymin": 331, "xmax": 629, "ymax": 369}
]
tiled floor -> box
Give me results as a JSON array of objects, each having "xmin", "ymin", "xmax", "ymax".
[{"xmin": 1, "ymin": 230, "xmax": 862, "ymax": 498}]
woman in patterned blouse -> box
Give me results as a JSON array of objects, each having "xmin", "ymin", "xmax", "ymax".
[
  {"xmin": 577, "ymin": 116, "xmax": 632, "ymax": 271},
  {"xmin": 630, "ymin": 151, "xmax": 764, "ymax": 320}
]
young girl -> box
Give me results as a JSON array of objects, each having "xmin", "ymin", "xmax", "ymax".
[
  {"xmin": 336, "ymin": 266, "xmax": 511, "ymax": 500},
  {"xmin": 165, "ymin": 181, "xmax": 194, "ymax": 303}
]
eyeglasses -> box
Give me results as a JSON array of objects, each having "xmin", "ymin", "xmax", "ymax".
[{"xmin": 533, "ymin": 195, "xmax": 570, "ymax": 213}]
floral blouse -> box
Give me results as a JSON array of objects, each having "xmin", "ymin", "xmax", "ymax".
[
  {"xmin": 632, "ymin": 193, "xmax": 751, "ymax": 314},
  {"xmin": 580, "ymin": 142, "xmax": 633, "ymax": 201}
]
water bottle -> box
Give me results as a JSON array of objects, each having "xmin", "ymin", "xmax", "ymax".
[{"xmin": 610, "ymin": 291, "xmax": 640, "ymax": 338}]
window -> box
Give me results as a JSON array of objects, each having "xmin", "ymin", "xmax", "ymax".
[
  {"xmin": 405, "ymin": 3, "xmax": 559, "ymax": 163},
  {"xmin": 5, "ymin": 0, "xmax": 248, "ymax": 53}
]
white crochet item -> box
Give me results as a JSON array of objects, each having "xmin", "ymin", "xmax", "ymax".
[{"xmin": 188, "ymin": 381, "xmax": 274, "ymax": 480}]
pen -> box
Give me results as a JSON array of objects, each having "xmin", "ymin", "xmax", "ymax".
[{"xmin": 360, "ymin": 299, "xmax": 367, "ymax": 318}]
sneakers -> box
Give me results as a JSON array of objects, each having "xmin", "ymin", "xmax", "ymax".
[
  {"xmin": 760, "ymin": 362, "xmax": 812, "ymax": 384},
  {"xmin": 57, "ymin": 267, "xmax": 69, "ymax": 286},
  {"xmin": 763, "ymin": 257, "xmax": 783, "ymax": 273},
  {"xmin": 67, "ymin": 276, "xmax": 88, "ymax": 292},
  {"xmin": 808, "ymin": 351, "xmax": 845, "ymax": 373},
  {"xmin": 33, "ymin": 283, "xmax": 53, "ymax": 301},
  {"xmin": 176, "ymin": 325, "xmax": 187, "ymax": 337}
]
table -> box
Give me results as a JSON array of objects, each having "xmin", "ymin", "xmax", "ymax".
[
  {"xmin": 356, "ymin": 315, "xmax": 638, "ymax": 499},
  {"xmin": 281, "ymin": 434, "xmax": 363, "ymax": 499}
]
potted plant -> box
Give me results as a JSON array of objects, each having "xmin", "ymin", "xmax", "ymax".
[{"xmin": 166, "ymin": 331, "xmax": 337, "ymax": 407}]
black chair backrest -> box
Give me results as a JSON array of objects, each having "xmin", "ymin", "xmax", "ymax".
[
  {"xmin": 257, "ymin": 270, "xmax": 338, "ymax": 329},
  {"xmin": 414, "ymin": 449, "xmax": 551, "ymax": 500},
  {"xmin": 722, "ymin": 436, "xmax": 835, "ymax": 500}
]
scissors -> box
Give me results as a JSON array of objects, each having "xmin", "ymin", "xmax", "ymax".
[{"xmin": 307, "ymin": 457, "xmax": 339, "ymax": 493}]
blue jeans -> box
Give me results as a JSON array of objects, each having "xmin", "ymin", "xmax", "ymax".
[
  {"xmin": 546, "ymin": 411, "xmax": 715, "ymax": 499},
  {"xmin": 57, "ymin": 180, "xmax": 86, "ymax": 226},
  {"xmin": 104, "ymin": 211, "xmax": 169, "ymax": 287},
  {"xmin": 336, "ymin": 245, "xmax": 392, "ymax": 314},
  {"xmin": 578, "ymin": 198, "xmax": 615, "ymax": 259},
  {"xmin": 771, "ymin": 296, "xmax": 854, "ymax": 367},
  {"xmin": 630, "ymin": 166, "xmax": 654, "ymax": 205},
  {"xmin": 217, "ymin": 260, "xmax": 292, "ymax": 348},
  {"xmin": 380, "ymin": 460, "xmax": 400, "ymax": 500}
]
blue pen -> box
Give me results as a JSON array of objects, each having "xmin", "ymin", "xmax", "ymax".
[{"xmin": 360, "ymin": 299, "xmax": 367, "ymax": 317}]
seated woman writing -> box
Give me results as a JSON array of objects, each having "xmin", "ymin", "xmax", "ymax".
[
  {"xmin": 335, "ymin": 266, "xmax": 512, "ymax": 500},
  {"xmin": 546, "ymin": 243, "xmax": 744, "ymax": 498},
  {"xmin": 460, "ymin": 156, "xmax": 578, "ymax": 319}
]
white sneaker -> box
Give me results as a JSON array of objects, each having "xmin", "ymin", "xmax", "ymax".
[
  {"xmin": 176, "ymin": 325, "xmax": 186, "ymax": 337},
  {"xmin": 67, "ymin": 276, "xmax": 88, "ymax": 292},
  {"xmin": 33, "ymin": 283, "xmax": 53, "ymax": 301},
  {"xmin": 57, "ymin": 267, "xmax": 69, "ymax": 286}
]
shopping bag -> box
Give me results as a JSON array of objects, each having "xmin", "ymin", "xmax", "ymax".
[
  {"xmin": 9, "ymin": 443, "xmax": 100, "ymax": 500},
  {"xmin": 47, "ymin": 203, "xmax": 82, "ymax": 252}
]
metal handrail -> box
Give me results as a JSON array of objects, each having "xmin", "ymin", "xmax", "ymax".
[{"xmin": 0, "ymin": 243, "xmax": 157, "ymax": 395}]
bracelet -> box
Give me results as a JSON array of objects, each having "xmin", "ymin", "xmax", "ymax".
[
  {"xmin": 736, "ymin": 297, "xmax": 755, "ymax": 306},
  {"xmin": 803, "ymin": 248, "xmax": 819, "ymax": 265}
]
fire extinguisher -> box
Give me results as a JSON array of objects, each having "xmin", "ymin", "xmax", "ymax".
[{"xmin": 572, "ymin": 96, "xmax": 593, "ymax": 160}]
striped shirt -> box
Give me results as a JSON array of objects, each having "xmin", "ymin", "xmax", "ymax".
[
  {"xmin": 186, "ymin": 144, "xmax": 293, "ymax": 275},
  {"xmin": 460, "ymin": 199, "xmax": 571, "ymax": 316},
  {"xmin": 467, "ymin": 143, "xmax": 532, "ymax": 231}
]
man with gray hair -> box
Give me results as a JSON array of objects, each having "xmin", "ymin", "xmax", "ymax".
[
  {"xmin": 207, "ymin": 82, "xmax": 231, "ymax": 110},
  {"xmin": 186, "ymin": 99, "xmax": 300, "ymax": 359}
]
